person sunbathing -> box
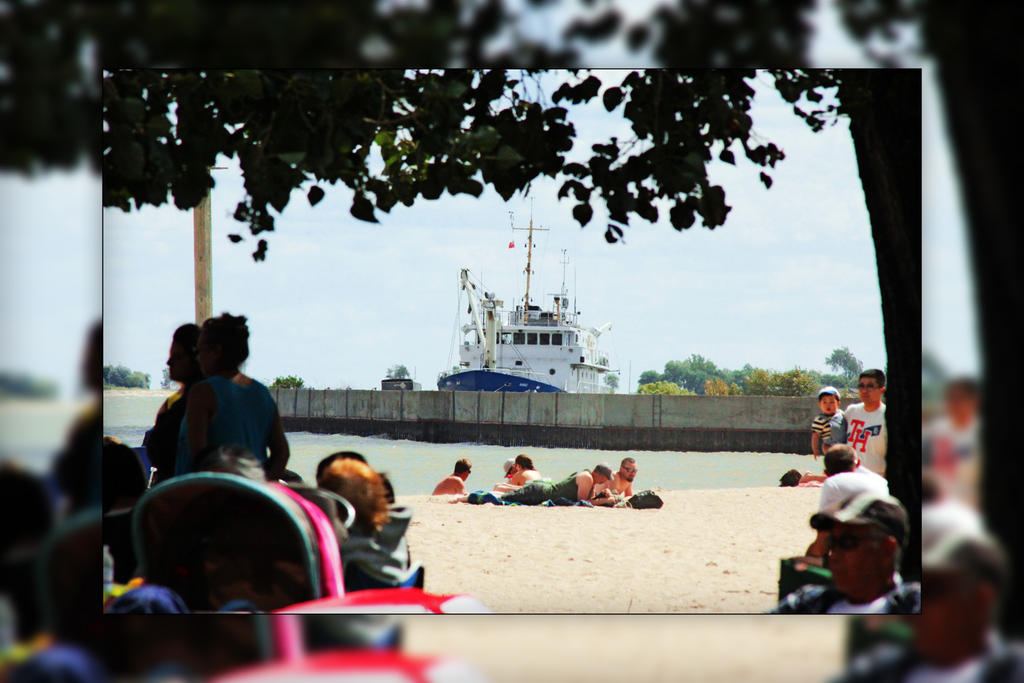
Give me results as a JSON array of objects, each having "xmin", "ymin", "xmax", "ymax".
[
  {"xmin": 492, "ymin": 454, "xmax": 543, "ymax": 493},
  {"xmin": 457, "ymin": 464, "xmax": 615, "ymax": 506}
]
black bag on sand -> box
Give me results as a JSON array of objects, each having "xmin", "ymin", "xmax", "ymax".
[{"xmin": 627, "ymin": 490, "xmax": 663, "ymax": 509}]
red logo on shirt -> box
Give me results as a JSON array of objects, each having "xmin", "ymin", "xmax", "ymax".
[{"xmin": 848, "ymin": 419, "xmax": 882, "ymax": 452}]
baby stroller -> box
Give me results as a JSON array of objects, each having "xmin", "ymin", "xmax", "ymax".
[
  {"xmin": 131, "ymin": 473, "xmax": 351, "ymax": 611},
  {"xmin": 131, "ymin": 472, "xmax": 487, "ymax": 613}
]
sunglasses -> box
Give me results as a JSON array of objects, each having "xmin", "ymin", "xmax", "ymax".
[
  {"xmin": 828, "ymin": 533, "xmax": 882, "ymax": 551},
  {"xmin": 623, "ymin": 467, "xmax": 637, "ymax": 473}
]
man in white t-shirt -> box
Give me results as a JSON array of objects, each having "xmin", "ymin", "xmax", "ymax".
[
  {"xmin": 845, "ymin": 368, "xmax": 887, "ymax": 477},
  {"xmin": 806, "ymin": 444, "xmax": 888, "ymax": 557}
]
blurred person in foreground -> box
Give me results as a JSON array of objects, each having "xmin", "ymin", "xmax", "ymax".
[
  {"xmin": 831, "ymin": 528, "xmax": 1023, "ymax": 682},
  {"xmin": 924, "ymin": 377, "xmax": 982, "ymax": 506},
  {"xmin": 319, "ymin": 458, "xmax": 419, "ymax": 591},
  {"xmin": 769, "ymin": 492, "xmax": 920, "ymax": 614},
  {"xmin": 53, "ymin": 321, "xmax": 102, "ymax": 514}
]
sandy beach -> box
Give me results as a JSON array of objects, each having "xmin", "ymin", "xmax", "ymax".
[
  {"xmin": 402, "ymin": 614, "xmax": 846, "ymax": 682},
  {"xmin": 400, "ymin": 486, "xmax": 821, "ymax": 613}
]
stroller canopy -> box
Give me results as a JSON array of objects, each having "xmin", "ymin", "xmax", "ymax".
[{"xmin": 132, "ymin": 473, "xmax": 333, "ymax": 611}]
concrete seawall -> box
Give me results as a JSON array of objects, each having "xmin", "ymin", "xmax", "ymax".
[{"xmin": 275, "ymin": 389, "xmax": 860, "ymax": 454}]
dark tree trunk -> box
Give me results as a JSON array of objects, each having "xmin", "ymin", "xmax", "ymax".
[
  {"xmin": 839, "ymin": 70, "xmax": 923, "ymax": 579},
  {"xmin": 929, "ymin": 4, "xmax": 1024, "ymax": 636}
]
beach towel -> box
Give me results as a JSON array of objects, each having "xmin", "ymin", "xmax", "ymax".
[{"xmin": 540, "ymin": 498, "xmax": 594, "ymax": 507}]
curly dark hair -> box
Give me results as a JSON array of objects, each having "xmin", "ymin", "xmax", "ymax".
[
  {"xmin": 202, "ymin": 313, "xmax": 250, "ymax": 369},
  {"xmin": 514, "ymin": 454, "xmax": 535, "ymax": 470}
]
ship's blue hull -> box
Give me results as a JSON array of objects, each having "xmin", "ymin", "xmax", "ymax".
[{"xmin": 437, "ymin": 370, "xmax": 563, "ymax": 393}]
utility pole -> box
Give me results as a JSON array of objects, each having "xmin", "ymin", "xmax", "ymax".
[
  {"xmin": 193, "ymin": 191, "xmax": 212, "ymax": 325},
  {"xmin": 193, "ymin": 167, "xmax": 225, "ymax": 325}
]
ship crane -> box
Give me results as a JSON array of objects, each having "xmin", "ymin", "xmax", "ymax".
[{"xmin": 459, "ymin": 268, "xmax": 501, "ymax": 370}]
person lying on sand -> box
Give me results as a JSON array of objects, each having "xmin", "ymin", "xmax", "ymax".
[
  {"xmin": 457, "ymin": 464, "xmax": 616, "ymax": 506},
  {"xmin": 431, "ymin": 458, "xmax": 472, "ymax": 495},
  {"xmin": 492, "ymin": 454, "xmax": 543, "ymax": 493}
]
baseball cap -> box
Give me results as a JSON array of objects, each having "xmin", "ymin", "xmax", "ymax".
[
  {"xmin": 817, "ymin": 386, "xmax": 840, "ymax": 399},
  {"xmin": 923, "ymin": 528, "xmax": 1009, "ymax": 591},
  {"xmin": 502, "ymin": 459, "xmax": 515, "ymax": 475},
  {"xmin": 810, "ymin": 491, "xmax": 909, "ymax": 548}
]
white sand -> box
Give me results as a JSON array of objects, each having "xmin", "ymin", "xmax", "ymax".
[
  {"xmin": 399, "ymin": 486, "xmax": 821, "ymax": 613},
  {"xmin": 401, "ymin": 615, "xmax": 846, "ymax": 683}
]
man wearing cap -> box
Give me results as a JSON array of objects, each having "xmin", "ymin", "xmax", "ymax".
[
  {"xmin": 811, "ymin": 385, "xmax": 847, "ymax": 459},
  {"xmin": 805, "ymin": 445, "xmax": 889, "ymax": 556},
  {"xmin": 830, "ymin": 528, "xmax": 1024, "ymax": 682},
  {"xmin": 490, "ymin": 458, "xmax": 520, "ymax": 493},
  {"xmin": 769, "ymin": 491, "xmax": 920, "ymax": 614}
]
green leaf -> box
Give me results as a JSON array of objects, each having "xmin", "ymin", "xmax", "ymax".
[
  {"xmin": 277, "ymin": 151, "xmax": 306, "ymax": 165},
  {"xmin": 719, "ymin": 149, "xmax": 735, "ymax": 165},
  {"xmin": 759, "ymin": 172, "xmax": 773, "ymax": 189},
  {"xmin": 602, "ymin": 87, "xmax": 623, "ymax": 112},
  {"xmin": 572, "ymin": 202, "xmax": 593, "ymax": 227},
  {"xmin": 308, "ymin": 185, "xmax": 325, "ymax": 206},
  {"xmin": 228, "ymin": 234, "xmax": 243, "ymax": 243},
  {"xmin": 670, "ymin": 199, "xmax": 695, "ymax": 230},
  {"xmin": 351, "ymin": 194, "xmax": 378, "ymax": 222},
  {"xmin": 495, "ymin": 145, "xmax": 524, "ymax": 168},
  {"xmin": 604, "ymin": 223, "xmax": 624, "ymax": 243}
]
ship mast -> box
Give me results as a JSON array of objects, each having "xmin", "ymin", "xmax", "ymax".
[{"xmin": 512, "ymin": 212, "xmax": 548, "ymax": 310}]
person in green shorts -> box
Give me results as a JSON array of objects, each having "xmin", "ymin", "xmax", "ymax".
[{"xmin": 497, "ymin": 464, "xmax": 616, "ymax": 505}]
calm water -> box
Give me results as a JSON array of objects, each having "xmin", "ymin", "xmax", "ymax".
[{"xmin": 103, "ymin": 391, "xmax": 815, "ymax": 495}]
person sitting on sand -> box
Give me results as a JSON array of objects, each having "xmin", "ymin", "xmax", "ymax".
[
  {"xmin": 805, "ymin": 445, "xmax": 889, "ymax": 557},
  {"xmin": 769, "ymin": 491, "xmax": 920, "ymax": 614},
  {"xmin": 463, "ymin": 464, "xmax": 616, "ymax": 506},
  {"xmin": 431, "ymin": 458, "xmax": 472, "ymax": 495}
]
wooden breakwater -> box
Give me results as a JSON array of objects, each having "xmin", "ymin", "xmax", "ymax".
[{"xmin": 275, "ymin": 389, "xmax": 862, "ymax": 454}]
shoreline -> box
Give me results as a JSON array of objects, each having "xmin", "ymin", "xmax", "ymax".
[
  {"xmin": 103, "ymin": 388, "xmax": 176, "ymax": 398},
  {"xmin": 399, "ymin": 485, "xmax": 821, "ymax": 613}
]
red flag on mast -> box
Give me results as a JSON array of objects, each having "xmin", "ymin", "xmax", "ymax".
[{"xmin": 508, "ymin": 241, "xmax": 514, "ymax": 248}]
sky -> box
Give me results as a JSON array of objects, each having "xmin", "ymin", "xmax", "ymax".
[
  {"xmin": 98, "ymin": 71, "xmax": 888, "ymax": 393},
  {"xmin": 0, "ymin": 21, "xmax": 980, "ymax": 399}
]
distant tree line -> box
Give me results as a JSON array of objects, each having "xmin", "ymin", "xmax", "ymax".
[
  {"xmin": 103, "ymin": 364, "xmax": 150, "ymax": 389},
  {"xmin": 269, "ymin": 375, "xmax": 305, "ymax": 389},
  {"xmin": 636, "ymin": 347, "xmax": 869, "ymax": 397},
  {"xmin": 0, "ymin": 371, "xmax": 59, "ymax": 398}
]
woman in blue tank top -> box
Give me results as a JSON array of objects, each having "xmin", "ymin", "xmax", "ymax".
[{"xmin": 175, "ymin": 313, "xmax": 290, "ymax": 479}]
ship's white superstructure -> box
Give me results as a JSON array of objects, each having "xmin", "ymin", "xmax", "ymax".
[{"xmin": 439, "ymin": 216, "xmax": 614, "ymax": 393}]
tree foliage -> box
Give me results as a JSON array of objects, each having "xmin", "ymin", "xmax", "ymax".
[
  {"xmin": 100, "ymin": 69, "xmax": 837, "ymax": 259},
  {"xmin": 604, "ymin": 373, "xmax": 619, "ymax": 392},
  {"xmin": 704, "ymin": 377, "xmax": 742, "ymax": 396},
  {"xmin": 269, "ymin": 375, "xmax": 305, "ymax": 389},
  {"xmin": 744, "ymin": 367, "xmax": 817, "ymax": 396},
  {"xmin": 0, "ymin": 372, "xmax": 59, "ymax": 399},
  {"xmin": 825, "ymin": 346, "xmax": 864, "ymax": 379},
  {"xmin": 103, "ymin": 364, "xmax": 150, "ymax": 389},
  {"xmin": 386, "ymin": 364, "xmax": 411, "ymax": 379},
  {"xmin": 637, "ymin": 380, "xmax": 694, "ymax": 396}
]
